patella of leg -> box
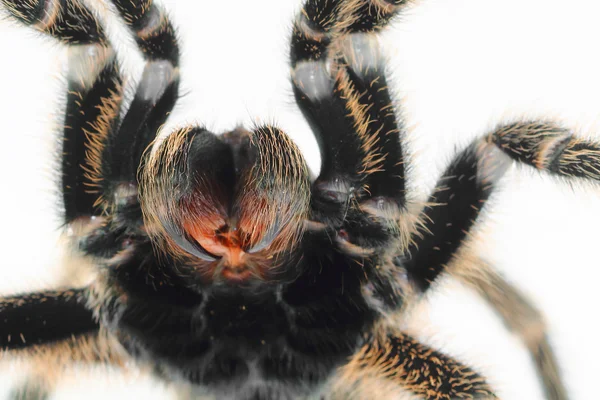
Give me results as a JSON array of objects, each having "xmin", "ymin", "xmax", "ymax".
[
  {"xmin": 456, "ymin": 260, "xmax": 568, "ymax": 400},
  {"xmin": 101, "ymin": 0, "xmax": 180, "ymax": 200},
  {"xmin": 333, "ymin": 331, "xmax": 496, "ymax": 399},
  {"xmin": 489, "ymin": 121, "xmax": 600, "ymax": 181}
]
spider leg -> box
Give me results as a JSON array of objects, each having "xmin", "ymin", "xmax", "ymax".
[
  {"xmin": 403, "ymin": 140, "xmax": 510, "ymax": 291},
  {"xmin": 292, "ymin": 0, "xmax": 415, "ymax": 258},
  {"xmin": 291, "ymin": 0, "xmax": 409, "ymax": 66},
  {"xmin": 2, "ymin": 0, "xmax": 181, "ymax": 216},
  {"xmin": 0, "ymin": 0, "xmax": 105, "ymax": 44},
  {"xmin": 0, "ymin": 0, "xmax": 123, "ymax": 222},
  {"xmin": 332, "ymin": 330, "xmax": 496, "ymax": 400},
  {"xmin": 0, "ymin": 288, "xmax": 126, "ymax": 398},
  {"xmin": 292, "ymin": 0, "xmax": 406, "ymax": 199},
  {"xmin": 292, "ymin": 3, "xmax": 499, "ymax": 397},
  {"xmin": 100, "ymin": 0, "xmax": 180, "ymax": 207},
  {"xmin": 455, "ymin": 260, "xmax": 568, "ymax": 400},
  {"xmin": 0, "ymin": 289, "xmax": 97, "ymax": 351},
  {"xmin": 489, "ymin": 121, "xmax": 600, "ymax": 182},
  {"xmin": 404, "ymin": 139, "xmax": 567, "ymax": 399},
  {"xmin": 0, "ymin": 287, "xmax": 127, "ymax": 395},
  {"xmin": 0, "ymin": 0, "xmax": 179, "ymax": 391}
]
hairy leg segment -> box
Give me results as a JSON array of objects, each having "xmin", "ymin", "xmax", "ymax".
[
  {"xmin": 0, "ymin": 0, "xmax": 180, "ymax": 394},
  {"xmin": 292, "ymin": 1, "xmax": 497, "ymax": 398}
]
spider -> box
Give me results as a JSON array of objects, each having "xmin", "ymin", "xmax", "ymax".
[{"xmin": 0, "ymin": 0, "xmax": 598, "ymax": 399}]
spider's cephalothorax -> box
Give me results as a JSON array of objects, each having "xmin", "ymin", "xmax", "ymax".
[{"xmin": 0, "ymin": 0, "xmax": 594, "ymax": 399}]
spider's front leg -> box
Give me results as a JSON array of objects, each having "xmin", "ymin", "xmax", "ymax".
[
  {"xmin": 292, "ymin": 1, "xmax": 496, "ymax": 398},
  {"xmin": 0, "ymin": 0, "xmax": 181, "ymax": 394},
  {"xmin": 0, "ymin": 0, "xmax": 179, "ymax": 223},
  {"xmin": 101, "ymin": 0, "xmax": 180, "ymax": 197},
  {"xmin": 0, "ymin": 0, "xmax": 120, "ymax": 351},
  {"xmin": 292, "ymin": 0, "xmax": 407, "ymax": 244},
  {"xmin": 292, "ymin": 0, "xmax": 408, "ymax": 202},
  {"xmin": 1, "ymin": 0, "xmax": 122, "ymax": 221}
]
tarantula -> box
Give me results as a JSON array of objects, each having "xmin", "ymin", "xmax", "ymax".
[{"xmin": 0, "ymin": 0, "xmax": 596, "ymax": 398}]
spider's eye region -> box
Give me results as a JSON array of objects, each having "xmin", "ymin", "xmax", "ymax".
[
  {"xmin": 120, "ymin": 238, "xmax": 134, "ymax": 250},
  {"xmin": 314, "ymin": 179, "xmax": 353, "ymax": 203}
]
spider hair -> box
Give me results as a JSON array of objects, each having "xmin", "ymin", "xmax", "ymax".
[{"xmin": 2, "ymin": 0, "xmax": 596, "ymax": 399}]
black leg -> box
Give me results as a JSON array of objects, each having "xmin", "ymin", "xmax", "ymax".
[
  {"xmin": 101, "ymin": 0, "xmax": 180, "ymax": 205},
  {"xmin": 1, "ymin": 0, "xmax": 183, "ymax": 216},
  {"xmin": 290, "ymin": 0, "xmax": 408, "ymax": 65},
  {"xmin": 292, "ymin": 0, "xmax": 406, "ymax": 203},
  {"xmin": 0, "ymin": 0, "xmax": 105, "ymax": 45},
  {"xmin": 333, "ymin": 330, "xmax": 496, "ymax": 399},
  {"xmin": 490, "ymin": 121, "xmax": 600, "ymax": 182},
  {"xmin": 0, "ymin": 289, "xmax": 98, "ymax": 351},
  {"xmin": 63, "ymin": 53, "xmax": 123, "ymax": 220},
  {"xmin": 1, "ymin": 0, "xmax": 123, "ymax": 222},
  {"xmin": 335, "ymin": 0, "xmax": 409, "ymax": 34},
  {"xmin": 292, "ymin": 0, "xmax": 413, "ymax": 259},
  {"xmin": 0, "ymin": 3, "xmax": 128, "ymax": 396},
  {"xmin": 403, "ymin": 137, "xmax": 569, "ymax": 399},
  {"xmin": 455, "ymin": 259, "xmax": 568, "ymax": 400},
  {"xmin": 403, "ymin": 140, "xmax": 511, "ymax": 291}
]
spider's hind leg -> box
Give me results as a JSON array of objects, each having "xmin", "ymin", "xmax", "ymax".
[
  {"xmin": 455, "ymin": 260, "xmax": 568, "ymax": 400},
  {"xmin": 332, "ymin": 330, "xmax": 496, "ymax": 399},
  {"xmin": 404, "ymin": 139, "xmax": 568, "ymax": 399}
]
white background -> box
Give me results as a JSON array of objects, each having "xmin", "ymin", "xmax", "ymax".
[{"xmin": 0, "ymin": 0, "xmax": 599, "ymax": 398}]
